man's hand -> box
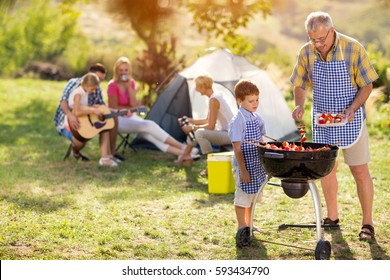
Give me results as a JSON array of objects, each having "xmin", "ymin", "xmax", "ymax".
[
  {"xmin": 67, "ymin": 113, "xmax": 80, "ymax": 131},
  {"xmin": 344, "ymin": 107, "xmax": 355, "ymax": 123},
  {"xmin": 125, "ymin": 110, "xmax": 133, "ymax": 117},
  {"xmin": 292, "ymin": 104, "xmax": 304, "ymax": 122},
  {"xmin": 292, "ymin": 86, "xmax": 307, "ymax": 122}
]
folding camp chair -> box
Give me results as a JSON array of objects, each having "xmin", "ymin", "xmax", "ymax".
[
  {"xmin": 64, "ymin": 143, "xmax": 72, "ymax": 161},
  {"xmin": 219, "ymin": 144, "xmax": 233, "ymax": 152},
  {"xmin": 116, "ymin": 133, "xmax": 137, "ymax": 155},
  {"xmin": 63, "ymin": 143, "xmax": 90, "ymax": 161}
]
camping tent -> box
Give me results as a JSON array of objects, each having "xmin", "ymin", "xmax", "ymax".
[{"xmin": 132, "ymin": 48, "xmax": 299, "ymax": 149}]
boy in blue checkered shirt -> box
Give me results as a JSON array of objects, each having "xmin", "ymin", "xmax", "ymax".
[{"xmin": 228, "ymin": 80, "xmax": 267, "ymax": 231}]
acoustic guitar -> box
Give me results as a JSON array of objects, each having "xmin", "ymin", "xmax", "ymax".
[{"xmin": 71, "ymin": 105, "xmax": 147, "ymax": 141}]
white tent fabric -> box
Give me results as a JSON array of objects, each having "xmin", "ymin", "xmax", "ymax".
[
  {"xmin": 180, "ymin": 49, "xmax": 298, "ymax": 141},
  {"xmin": 186, "ymin": 80, "xmax": 238, "ymax": 120},
  {"xmin": 180, "ymin": 49, "xmax": 260, "ymax": 81}
]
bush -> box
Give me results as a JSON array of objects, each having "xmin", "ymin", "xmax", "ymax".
[
  {"xmin": 0, "ymin": 0, "xmax": 81, "ymax": 76},
  {"xmin": 368, "ymin": 44, "xmax": 390, "ymax": 103}
]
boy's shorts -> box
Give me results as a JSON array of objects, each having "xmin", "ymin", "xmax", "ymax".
[
  {"xmin": 233, "ymin": 167, "xmax": 262, "ymax": 208},
  {"xmin": 342, "ymin": 123, "xmax": 370, "ymax": 166},
  {"xmin": 234, "ymin": 188, "xmax": 262, "ymax": 208}
]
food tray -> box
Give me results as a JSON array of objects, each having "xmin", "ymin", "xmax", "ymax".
[{"xmin": 315, "ymin": 113, "xmax": 347, "ymax": 127}]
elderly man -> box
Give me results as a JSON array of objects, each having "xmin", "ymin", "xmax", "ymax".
[{"xmin": 290, "ymin": 11, "xmax": 378, "ymax": 240}]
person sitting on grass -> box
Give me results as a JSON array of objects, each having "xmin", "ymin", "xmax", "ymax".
[{"xmin": 228, "ymin": 80, "xmax": 267, "ymax": 236}]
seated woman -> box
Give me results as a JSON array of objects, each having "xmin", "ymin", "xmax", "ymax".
[
  {"xmin": 177, "ymin": 75, "xmax": 235, "ymax": 166},
  {"xmin": 107, "ymin": 57, "xmax": 198, "ymax": 158},
  {"xmin": 67, "ymin": 73, "xmax": 117, "ymax": 167}
]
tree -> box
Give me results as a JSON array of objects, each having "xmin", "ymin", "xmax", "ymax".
[
  {"xmin": 134, "ymin": 36, "xmax": 185, "ymax": 106},
  {"xmin": 105, "ymin": 0, "xmax": 183, "ymax": 106},
  {"xmin": 0, "ymin": 0, "xmax": 17, "ymax": 10},
  {"xmin": 188, "ymin": 0, "xmax": 271, "ymax": 53},
  {"xmin": 105, "ymin": 0, "xmax": 271, "ymax": 106}
]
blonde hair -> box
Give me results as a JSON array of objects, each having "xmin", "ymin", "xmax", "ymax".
[
  {"xmin": 113, "ymin": 56, "xmax": 131, "ymax": 82},
  {"xmin": 234, "ymin": 80, "xmax": 260, "ymax": 101},
  {"xmin": 80, "ymin": 72, "xmax": 100, "ymax": 88},
  {"xmin": 195, "ymin": 75, "xmax": 213, "ymax": 89}
]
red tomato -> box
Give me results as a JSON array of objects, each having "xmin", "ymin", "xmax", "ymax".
[{"xmin": 325, "ymin": 113, "xmax": 333, "ymax": 123}]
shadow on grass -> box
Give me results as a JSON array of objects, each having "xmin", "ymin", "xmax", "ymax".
[
  {"xmin": 0, "ymin": 98, "xmax": 232, "ymax": 213},
  {"xmin": 1, "ymin": 99, "xmax": 56, "ymax": 144},
  {"xmin": 328, "ymin": 228, "xmax": 389, "ymax": 260},
  {"xmin": 236, "ymin": 238, "xmax": 268, "ymax": 260},
  {"xmin": 180, "ymin": 158, "xmax": 239, "ymax": 208},
  {"xmin": 1, "ymin": 192, "xmax": 72, "ymax": 213},
  {"xmin": 368, "ymin": 239, "xmax": 390, "ymax": 260},
  {"xmin": 191, "ymin": 193, "xmax": 234, "ymax": 210},
  {"xmin": 328, "ymin": 229, "xmax": 356, "ymax": 260}
]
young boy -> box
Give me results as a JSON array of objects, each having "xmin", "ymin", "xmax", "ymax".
[{"xmin": 228, "ymin": 80, "xmax": 267, "ymax": 235}]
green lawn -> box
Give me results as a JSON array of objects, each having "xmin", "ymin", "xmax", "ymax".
[{"xmin": 0, "ymin": 78, "xmax": 389, "ymax": 260}]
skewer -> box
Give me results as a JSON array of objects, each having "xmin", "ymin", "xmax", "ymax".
[
  {"xmin": 250, "ymin": 138, "xmax": 262, "ymax": 142},
  {"xmin": 244, "ymin": 140, "xmax": 264, "ymax": 147},
  {"xmin": 263, "ymin": 135, "xmax": 278, "ymax": 142}
]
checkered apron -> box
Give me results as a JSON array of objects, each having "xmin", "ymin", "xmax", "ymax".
[
  {"xmin": 239, "ymin": 112, "xmax": 266, "ymax": 194},
  {"xmin": 312, "ymin": 48, "xmax": 363, "ymax": 148}
]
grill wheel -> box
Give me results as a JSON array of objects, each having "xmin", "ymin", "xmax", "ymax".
[
  {"xmin": 235, "ymin": 226, "xmax": 252, "ymax": 248},
  {"xmin": 315, "ymin": 240, "xmax": 331, "ymax": 260}
]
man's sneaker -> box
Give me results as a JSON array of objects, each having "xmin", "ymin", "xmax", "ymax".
[
  {"xmin": 73, "ymin": 151, "xmax": 90, "ymax": 162},
  {"xmin": 113, "ymin": 153, "xmax": 126, "ymax": 163}
]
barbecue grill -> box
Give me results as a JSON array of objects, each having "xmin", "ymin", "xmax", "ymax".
[{"xmin": 236, "ymin": 141, "xmax": 339, "ymax": 260}]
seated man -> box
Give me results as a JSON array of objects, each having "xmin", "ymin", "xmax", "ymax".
[{"xmin": 53, "ymin": 63, "xmax": 124, "ymax": 162}]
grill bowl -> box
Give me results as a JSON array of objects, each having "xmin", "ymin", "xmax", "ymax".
[
  {"xmin": 281, "ymin": 180, "xmax": 310, "ymax": 199},
  {"xmin": 258, "ymin": 142, "xmax": 339, "ymax": 181}
]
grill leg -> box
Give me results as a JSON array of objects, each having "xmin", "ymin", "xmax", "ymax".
[
  {"xmin": 250, "ymin": 176, "xmax": 270, "ymax": 236},
  {"xmin": 308, "ymin": 180, "xmax": 324, "ymax": 242}
]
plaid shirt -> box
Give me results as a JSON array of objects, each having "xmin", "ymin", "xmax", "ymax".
[
  {"xmin": 290, "ymin": 31, "xmax": 378, "ymax": 90},
  {"xmin": 53, "ymin": 77, "xmax": 105, "ymax": 133}
]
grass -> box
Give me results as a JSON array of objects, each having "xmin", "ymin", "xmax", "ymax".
[{"xmin": 0, "ymin": 78, "xmax": 389, "ymax": 260}]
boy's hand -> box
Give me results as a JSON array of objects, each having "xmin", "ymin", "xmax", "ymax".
[{"xmin": 240, "ymin": 169, "xmax": 251, "ymax": 184}]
